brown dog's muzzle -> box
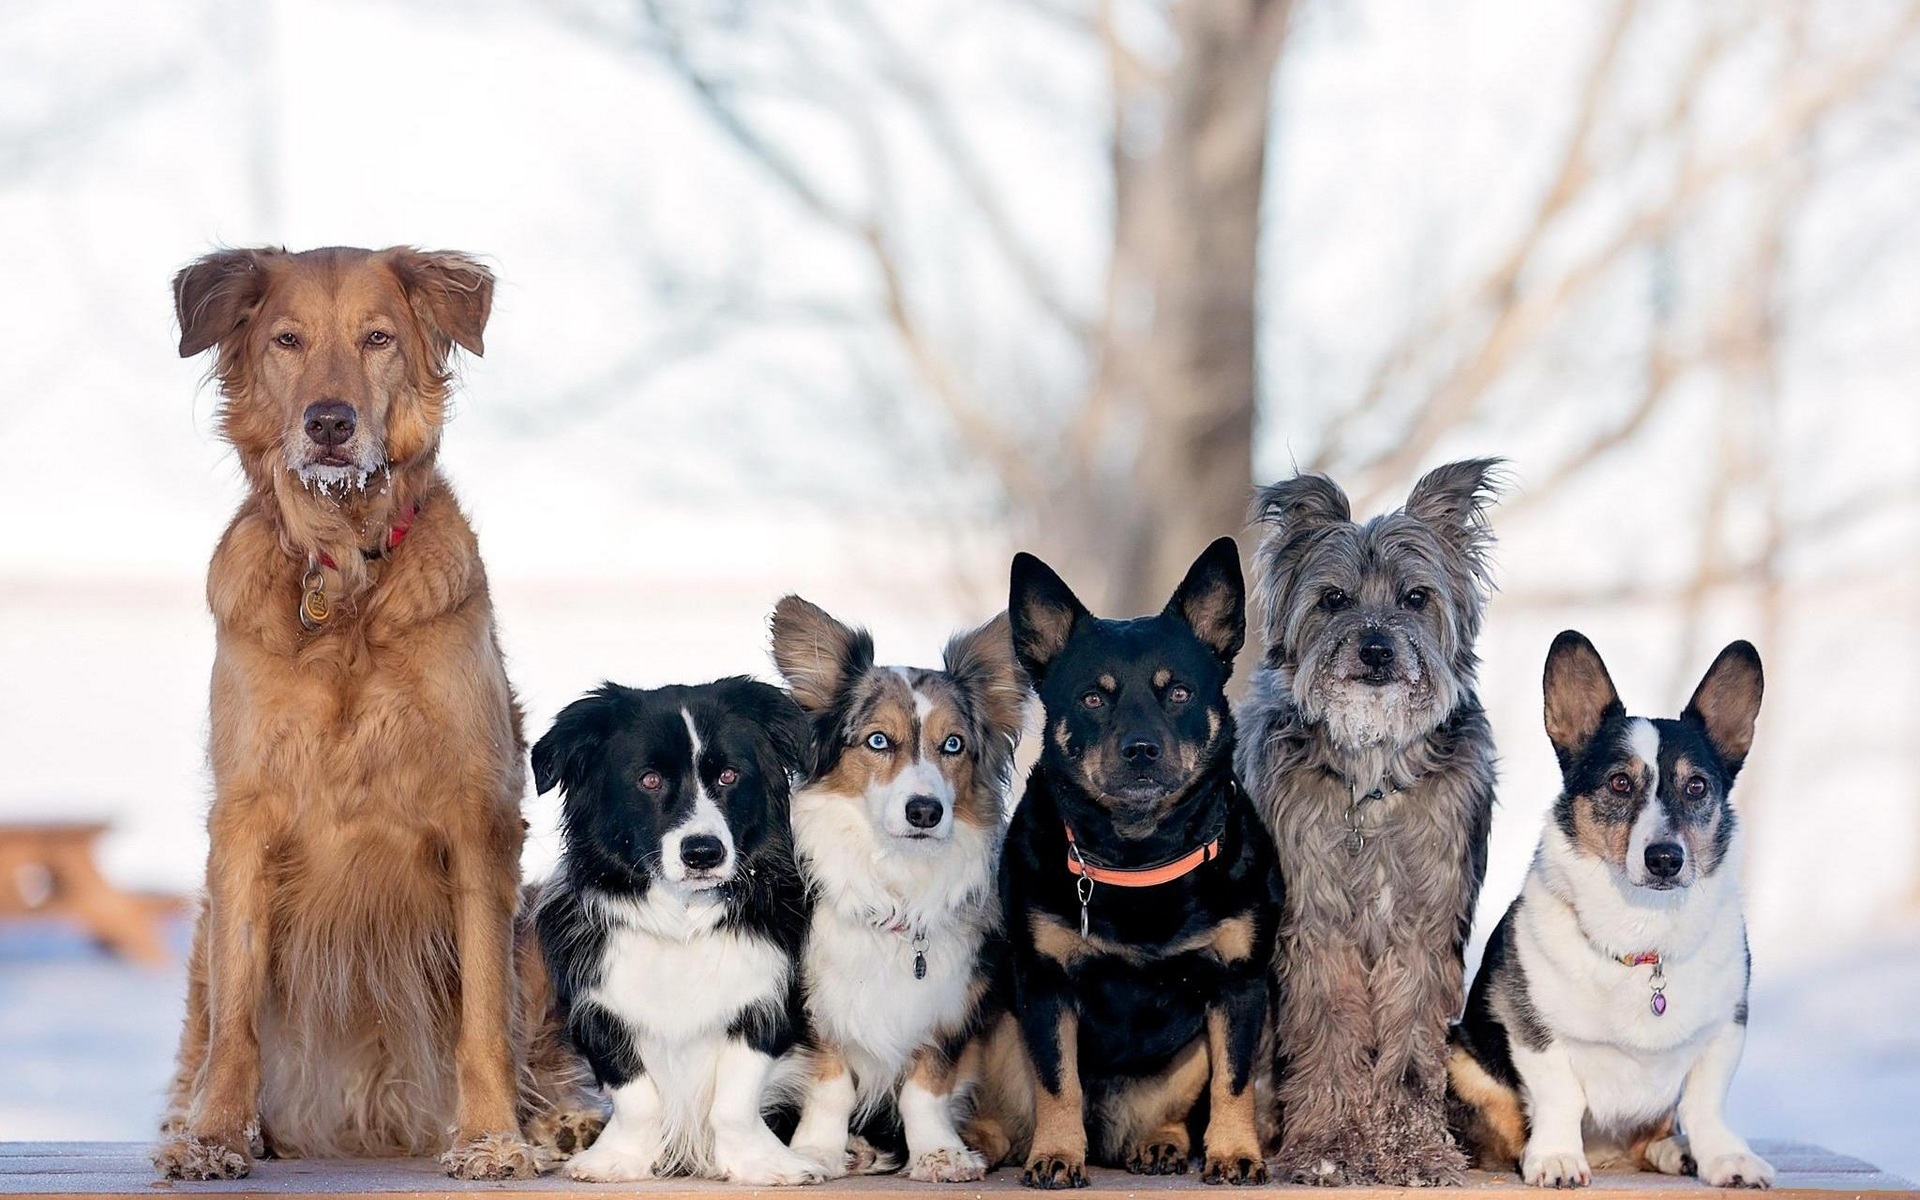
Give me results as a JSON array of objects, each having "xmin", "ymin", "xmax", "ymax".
[{"xmin": 303, "ymin": 401, "xmax": 357, "ymax": 458}]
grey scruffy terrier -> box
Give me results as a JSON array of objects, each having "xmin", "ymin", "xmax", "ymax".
[{"xmin": 1236, "ymin": 459, "xmax": 1505, "ymax": 1186}]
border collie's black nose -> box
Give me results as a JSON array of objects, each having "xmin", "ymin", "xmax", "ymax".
[
  {"xmin": 1358, "ymin": 632, "xmax": 1395, "ymax": 669},
  {"xmin": 680, "ymin": 834, "xmax": 726, "ymax": 870},
  {"xmin": 1645, "ymin": 841, "xmax": 1686, "ymax": 879},
  {"xmin": 904, "ymin": 796, "xmax": 944, "ymax": 829},
  {"xmin": 1122, "ymin": 737, "xmax": 1161, "ymax": 763},
  {"xmin": 303, "ymin": 401, "xmax": 356, "ymax": 447}
]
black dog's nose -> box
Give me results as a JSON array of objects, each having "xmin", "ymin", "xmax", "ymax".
[
  {"xmin": 1645, "ymin": 841, "xmax": 1686, "ymax": 879},
  {"xmin": 1358, "ymin": 632, "xmax": 1395, "ymax": 670},
  {"xmin": 303, "ymin": 401, "xmax": 357, "ymax": 447},
  {"xmin": 904, "ymin": 796, "xmax": 944, "ymax": 829},
  {"xmin": 680, "ymin": 834, "xmax": 726, "ymax": 871},
  {"xmin": 1122, "ymin": 738, "xmax": 1161, "ymax": 763}
]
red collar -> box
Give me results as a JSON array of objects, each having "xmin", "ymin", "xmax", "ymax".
[
  {"xmin": 1618, "ymin": 951, "xmax": 1662, "ymax": 967},
  {"xmin": 1064, "ymin": 823, "xmax": 1221, "ymax": 888},
  {"xmin": 313, "ymin": 502, "xmax": 418, "ymax": 571}
]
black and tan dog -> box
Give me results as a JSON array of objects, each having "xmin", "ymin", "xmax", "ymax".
[{"xmin": 969, "ymin": 539, "xmax": 1282, "ymax": 1188}]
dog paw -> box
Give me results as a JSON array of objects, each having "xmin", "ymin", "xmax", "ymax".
[
  {"xmin": 789, "ymin": 1141, "xmax": 853, "ymax": 1180},
  {"xmin": 525, "ymin": 1107, "xmax": 605, "ymax": 1162},
  {"xmin": 1522, "ymin": 1147, "xmax": 1592, "ymax": 1189},
  {"xmin": 911, "ymin": 1146, "xmax": 989, "ymax": 1183},
  {"xmin": 1701, "ymin": 1152, "xmax": 1775, "ymax": 1189},
  {"xmin": 1203, "ymin": 1153, "xmax": 1269, "ymax": 1186},
  {"xmin": 1387, "ymin": 1140, "xmax": 1469, "ymax": 1187},
  {"xmin": 1125, "ymin": 1139, "xmax": 1190, "ymax": 1175},
  {"xmin": 716, "ymin": 1140, "xmax": 827, "ymax": 1187},
  {"xmin": 847, "ymin": 1134, "xmax": 901, "ymax": 1175},
  {"xmin": 1646, "ymin": 1136, "xmax": 1695, "ymax": 1177},
  {"xmin": 152, "ymin": 1132, "xmax": 252, "ymax": 1180},
  {"xmin": 564, "ymin": 1138, "xmax": 659, "ymax": 1182},
  {"xmin": 1276, "ymin": 1150, "xmax": 1349, "ymax": 1187},
  {"xmin": 1022, "ymin": 1152, "xmax": 1089, "ymax": 1189},
  {"xmin": 441, "ymin": 1131, "xmax": 540, "ymax": 1180}
]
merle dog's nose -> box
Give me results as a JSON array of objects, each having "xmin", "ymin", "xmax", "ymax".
[
  {"xmin": 1122, "ymin": 737, "xmax": 1161, "ymax": 763},
  {"xmin": 904, "ymin": 796, "xmax": 944, "ymax": 829},
  {"xmin": 1645, "ymin": 841, "xmax": 1686, "ymax": 879},
  {"xmin": 680, "ymin": 834, "xmax": 726, "ymax": 871},
  {"xmin": 303, "ymin": 401, "xmax": 357, "ymax": 447},
  {"xmin": 1358, "ymin": 631, "xmax": 1395, "ymax": 670}
]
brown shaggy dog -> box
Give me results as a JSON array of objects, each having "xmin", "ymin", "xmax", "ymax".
[{"xmin": 151, "ymin": 246, "xmax": 597, "ymax": 1181}]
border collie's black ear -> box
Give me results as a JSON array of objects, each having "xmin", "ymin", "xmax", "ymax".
[
  {"xmin": 1543, "ymin": 631, "xmax": 1623, "ymax": 769},
  {"xmin": 769, "ymin": 595, "xmax": 874, "ymax": 714},
  {"xmin": 532, "ymin": 685, "xmax": 624, "ymax": 796},
  {"xmin": 1010, "ymin": 553, "xmax": 1090, "ymax": 688},
  {"xmin": 174, "ymin": 248, "xmax": 274, "ymax": 357},
  {"xmin": 724, "ymin": 677, "xmax": 812, "ymax": 781},
  {"xmin": 1684, "ymin": 641, "xmax": 1764, "ymax": 777},
  {"xmin": 1165, "ymin": 537, "xmax": 1245, "ymax": 671},
  {"xmin": 944, "ymin": 612, "xmax": 1027, "ymax": 742}
]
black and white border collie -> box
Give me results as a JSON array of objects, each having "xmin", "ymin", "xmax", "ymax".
[
  {"xmin": 1449, "ymin": 633, "xmax": 1771, "ymax": 1189},
  {"xmin": 769, "ymin": 597, "xmax": 1027, "ymax": 1182},
  {"xmin": 531, "ymin": 678, "xmax": 822, "ymax": 1185}
]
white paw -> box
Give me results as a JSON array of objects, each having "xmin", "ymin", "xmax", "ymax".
[
  {"xmin": 788, "ymin": 1141, "xmax": 853, "ymax": 1180},
  {"xmin": 1523, "ymin": 1146, "xmax": 1592, "ymax": 1188},
  {"xmin": 910, "ymin": 1145, "xmax": 989, "ymax": 1183},
  {"xmin": 1701, "ymin": 1152, "xmax": 1775, "ymax": 1189},
  {"xmin": 1646, "ymin": 1136, "xmax": 1692, "ymax": 1176},
  {"xmin": 716, "ymin": 1142, "xmax": 826, "ymax": 1186},
  {"xmin": 564, "ymin": 1138, "xmax": 659, "ymax": 1182}
]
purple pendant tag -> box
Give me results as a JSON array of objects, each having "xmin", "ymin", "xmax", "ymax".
[{"xmin": 1651, "ymin": 991, "xmax": 1667, "ymax": 1016}]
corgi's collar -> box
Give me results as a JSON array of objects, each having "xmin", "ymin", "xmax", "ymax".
[{"xmin": 1618, "ymin": 950, "xmax": 1670, "ymax": 1016}]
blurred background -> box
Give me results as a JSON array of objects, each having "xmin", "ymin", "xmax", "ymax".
[{"xmin": 3, "ymin": 0, "xmax": 1918, "ymax": 1173}]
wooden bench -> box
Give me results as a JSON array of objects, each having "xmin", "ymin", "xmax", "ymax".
[
  {"xmin": 0, "ymin": 821, "xmax": 177, "ymax": 964},
  {"xmin": 0, "ymin": 1143, "xmax": 1911, "ymax": 1199}
]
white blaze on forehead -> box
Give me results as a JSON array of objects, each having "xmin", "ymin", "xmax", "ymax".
[
  {"xmin": 660, "ymin": 706, "xmax": 735, "ymax": 884},
  {"xmin": 1626, "ymin": 717, "xmax": 1660, "ymax": 773}
]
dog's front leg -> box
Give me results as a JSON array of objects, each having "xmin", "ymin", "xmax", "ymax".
[
  {"xmin": 788, "ymin": 1044, "xmax": 858, "ymax": 1178},
  {"xmin": 1510, "ymin": 1037, "xmax": 1592, "ymax": 1188},
  {"xmin": 152, "ymin": 809, "xmax": 272, "ymax": 1180},
  {"xmin": 708, "ymin": 1039, "xmax": 826, "ymax": 1185},
  {"xmin": 1648, "ymin": 1022, "xmax": 1773, "ymax": 1189},
  {"xmin": 902, "ymin": 1042, "xmax": 990, "ymax": 1182},
  {"xmin": 440, "ymin": 823, "xmax": 538, "ymax": 1180},
  {"xmin": 1016, "ymin": 976, "xmax": 1087, "ymax": 1189},
  {"xmin": 1202, "ymin": 977, "xmax": 1270, "ymax": 1185},
  {"xmin": 1364, "ymin": 929, "xmax": 1469, "ymax": 1185}
]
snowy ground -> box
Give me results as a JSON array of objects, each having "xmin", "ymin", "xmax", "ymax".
[{"xmin": 2, "ymin": 915, "xmax": 1914, "ymax": 1179}]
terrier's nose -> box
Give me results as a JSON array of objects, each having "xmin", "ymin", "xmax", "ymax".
[
  {"xmin": 904, "ymin": 796, "xmax": 944, "ymax": 829},
  {"xmin": 1122, "ymin": 738, "xmax": 1161, "ymax": 763},
  {"xmin": 1644, "ymin": 841, "xmax": 1686, "ymax": 879},
  {"xmin": 303, "ymin": 401, "xmax": 357, "ymax": 447},
  {"xmin": 679, "ymin": 834, "xmax": 726, "ymax": 871},
  {"xmin": 1358, "ymin": 632, "xmax": 1395, "ymax": 669}
]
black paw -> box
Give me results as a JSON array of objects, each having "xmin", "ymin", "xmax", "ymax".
[
  {"xmin": 1126, "ymin": 1141, "xmax": 1190, "ymax": 1175},
  {"xmin": 1205, "ymin": 1154, "xmax": 1270, "ymax": 1186},
  {"xmin": 1023, "ymin": 1154, "xmax": 1089, "ymax": 1189}
]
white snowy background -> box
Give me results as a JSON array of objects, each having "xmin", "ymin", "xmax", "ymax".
[{"xmin": 2, "ymin": 0, "xmax": 1917, "ymax": 1176}]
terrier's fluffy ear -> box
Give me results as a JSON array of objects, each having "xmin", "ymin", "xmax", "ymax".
[
  {"xmin": 769, "ymin": 595, "xmax": 875, "ymax": 715},
  {"xmin": 944, "ymin": 612, "xmax": 1028, "ymax": 742},
  {"xmin": 531, "ymin": 684, "xmax": 624, "ymax": 796},
  {"xmin": 1251, "ymin": 472, "xmax": 1352, "ymax": 537},
  {"xmin": 1543, "ymin": 631, "xmax": 1623, "ymax": 768},
  {"xmin": 1404, "ymin": 457, "xmax": 1506, "ymax": 568},
  {"xmin": 1684, "ymin": 641, "xmax": 1764, "ymax": 776},
  {"xmin": 1165, "ymin": 537, "xmax": 1246, "ymax": 671},
  {"xmin": 1009, "ymin": 553, "xmax": 1090, "ymax": 687}
]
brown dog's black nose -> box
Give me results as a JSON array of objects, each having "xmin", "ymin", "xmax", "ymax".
[
  {"xmin": 679, "ymin": 834, "xmax": 726, "ymax": 871},
  {"xmin": 904, "ymin": 796, "xmax": 944, "ymax": 829},
  {"xmin": 1645, "ymin": 841, "xmax": 1686, "ymax": 879},
  {"xmin": 1358, "ymin": 631, "xmax": 1395, "ymax": 670},
  {"xmin": 303, "ymin": 401, "xmax": 357, "ymax": 447}
]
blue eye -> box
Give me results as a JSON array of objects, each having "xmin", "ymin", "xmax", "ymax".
[
  {"xmin": 940, "ymin": 734, "xmax": 964, "ymax": 755},
  {"xmin": 866, "ymin": 731, "xmax": 892, "ymax": 751}
]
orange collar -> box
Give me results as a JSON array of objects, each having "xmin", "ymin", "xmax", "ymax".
[{"xmin": 1064, "ymin": 823, "xmax": 1221, "ymax": 888}]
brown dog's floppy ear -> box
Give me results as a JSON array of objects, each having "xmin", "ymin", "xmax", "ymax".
[
  {"xmin": 174, "ymin": 248, "xmax": 270, "ymax": 357},
  {"xmin": 944, "ymin": 612, "xmax": 1028, "ymax": 741},
  {"xmin": 1404, "ymin": 457, "xmax": 1506, "ymax": 565},
  {"xmin": 1165, "ymin": 537, "xmax": 1246, "ymax": 672},
  {"xmin": 770, "ymin": 596, "xmax": 874, "ymax": 715},
  {"xmin": 1543, "ymin": 631, "xmax": 1623, "ymax": 769},
  {"xmin": 1683, "ymin": 641, "xmax": 1764, "ymax": 777},
  {"xmin": 1009, "ymin": 553, "xmax": 1090, "ymax": 688},
  {"xmin": 388, "ymin": 248, "xmax": 494, "ymax": 356}
]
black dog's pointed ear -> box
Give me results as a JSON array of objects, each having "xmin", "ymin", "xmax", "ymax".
[
  {"xmin": 531, "ymin": 685, "xmax": 623, "ymax": 796},
  {"xmin": 769, "ymin": 595, "xmax": 874, "ymax": 715},
  {"xmin": 174, "ymin": 248, "xmax": 275, "ymax": 357},
  {"xmin": 944, "ymin": 612, "xmax": 1028, "ymax": 742},
  {"xmin": 1543, "ymin": 631, "xmax": 1623, "ymax": 768},
  {"xmin": 1404, "ymin": 457, "xmax": 1506, "ymax": 566},
  {"xmin": 1250, "ymin": 472, "xmax": 1352, "ymax": 536},
  {"xmin": 1164, "ymin": 537, "xmax": 1246, "ymax": 671},
  {"xmin": 725, "ymin": 678, "xmax": 813, "ymax": 780},
  {"xmin": 1010, "ymin": 553, "xmax": 1090, "ymax": 687},
  {"xmin": 386, "ymin": 247, "xmax": 494, "ymax": 356},
  {"xmin": 1684, "ymin": 641, "xmax": 1764, "ymax": 776}
]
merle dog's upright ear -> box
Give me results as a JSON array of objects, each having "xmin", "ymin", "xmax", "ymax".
[
  {"xmin": 387, "ymin": 248, "xmax": 494, "ymax": 356},
  {"xmin": 769, "ymin": 595, "xmax": 874, "ymax": 715},
  {"xmin": 1543, "ymin": 631, "xmax": 1623, "ymax": 770},
  {"xmin": 1403, "ymin": 457, "xmax": 1506, "ymax": 572},
  {"xmin": 532, "ymin": 684, "xmax": 624, "ymax": 796},
  {"xmin": 1165, "ymin": 537, "xmax": 1246, "ymax": 671},
  {"xmin": 1009, "ymin": 553, "xmax": 1090, "ymax": 688},
  {"xmin": 944, "ymin": 612, "xmax": 1028, "ymax": 741},
  {"xmin": 174, "ymin": 248, "xmax": 275, "ymax": 357},
  {"xmin": 1250, "ymin": 472, "xmax": 1352, "ymax": 542},
  {"xmin": 722, "ymin": 677, "xmax": 813, "ymax": 782},
  {"xmin": 1683, "ymin": 641, "xmax": 1764, "ymax": 778}
]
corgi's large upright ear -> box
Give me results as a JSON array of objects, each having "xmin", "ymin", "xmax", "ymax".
[
  {"xmin": 1683, "ymin": 641, "xmax": 1764, "ymax": 778},
  {"xmin": 531, "ymin": 684, "xmax": 624, "ymax": 796},
  {"xmin": 1164, "ymin": 536, "xmax": 1246, "ymax": 673},
  {"xmin": 1543, "ymin": 631, "xmax": 1623, "ymax": 770},
  {"xmin": 770, "ymin": 595, "xmax": 874, "ymax": 715},
  {"xmin": 1009, "ymin": 552, "xmax": 1090, "ymax": 689}
]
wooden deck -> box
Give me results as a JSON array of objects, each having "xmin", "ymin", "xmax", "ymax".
[{"xmin": 1, "ymin": 1143, "xmax": 1910, "ymax": 1200}]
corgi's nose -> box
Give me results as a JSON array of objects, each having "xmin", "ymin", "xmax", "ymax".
[
  {"xmin": 680, "ymin": 834, "xmax": 726, "ymax": 870},
  {"xmin": 904, "ymin": 796, "xmax": 944, "ymax": 829},
  {"xmin": 1645, "ymin": 841, "xmax": 1686, "ymax": 879},
  {"xmin": 303, "ymin": 400, "xmax": 356, "ymax": 447},
  {"xmin": 1358, "ymin": 632, "xmax": 1395, "ymax": 669}
]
